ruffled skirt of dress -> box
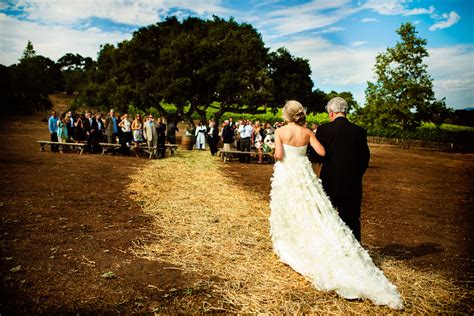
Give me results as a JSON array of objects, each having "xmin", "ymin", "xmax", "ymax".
[{"xmin": 269, "ymin": 156, "xmax": 403, "ymax": 310}]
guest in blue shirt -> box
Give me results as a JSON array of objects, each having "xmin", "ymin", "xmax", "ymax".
[{"xmin": 48, "ymin": 110, "xmax": 59, "ymax": 152}]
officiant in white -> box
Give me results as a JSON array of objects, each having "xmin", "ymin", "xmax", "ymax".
[{"xmin": 194, "ymin": 121, "xmax": 207, "ymax": 150}]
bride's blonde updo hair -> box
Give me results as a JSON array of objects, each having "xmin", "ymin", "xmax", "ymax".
[{"xmin": 282, "ymin": 100, "xmax": 306, "ymax": 125}]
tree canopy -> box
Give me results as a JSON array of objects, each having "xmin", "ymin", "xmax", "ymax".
[
  {"xmin": 355, "ymin": 23, "xmax": 450, "ymax": 130},
  {"xmin": 1, "ymin": 41, "xmax": 63, "ymax": 114},
  {"xmin": 75, "ymin": 16, "xmax": 323, "ymax": 124}
]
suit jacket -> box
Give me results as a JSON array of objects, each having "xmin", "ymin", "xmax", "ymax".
[
  {"xmin": 104, "ymin": 116, "xmax": 117, "ymax": 136},
  {"xmin": 83, "ymin": 117, "xmax": 98, "ymax": 136},
  {"xmin": 143, "ymin": 120, "xmax": 158, "ymax": 142},
  {"xmin": 316, "ymin": 117, "xmax": 370, "ymax": 203}
]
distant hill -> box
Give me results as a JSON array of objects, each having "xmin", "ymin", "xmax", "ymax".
[{"xmin": 462, "ymin": 107, "xmax": 474, "ymax": 111}]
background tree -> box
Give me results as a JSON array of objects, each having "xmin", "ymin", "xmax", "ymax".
[
  {"xmin": 1, "ymin": 41, "xmax": 63, "ymax": 114},
  {"xmin": 58, "ymin": 53, "xmax": 93, "ymax": 94},
  {"xmin": 357, "ymin": 23, "xmax": 449, "ymax": 130},
  {"xmin": 267, "ymin": 47, "xmax": 314, "ymax": 111},
  {"xmin": 76, "ymin": 16, "xmax": 272, "ymax": 124}
]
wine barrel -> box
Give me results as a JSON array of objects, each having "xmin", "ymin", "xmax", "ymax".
[{"xmin": 181, "ymin": 135, "xmax": 194, "ymax": 150}]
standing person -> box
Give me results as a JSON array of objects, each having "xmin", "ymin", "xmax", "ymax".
[
  {"xmin": 74, "ymin": 113, "xmax": 84, "ymax": 143},
  {"xmin": 132, "ymin": 114, "xmax": 144, "ymax": 142},
  {"xmin": 82, "ymin": 111, "xmax": 97, "ymax": 153},
  {"xmin": 269, "ymin": 100, "xmax": 402, "ymax": 310},
  {"xmin": 207, "ymin": 120, "xmax": 219, "ymax": 156},
  {"xmin": 118, "ymin": 113, "xmax": 132, "ymax": 155},
  {"xmin": 311, "ymin": 123, "xmax": 318, "ymax": 135},
  {"xmin": 131, "ymin": 113, "xmax": 144, "ymax": 154},
  {"xmin": 95, "ymin": 113, "xmax": 104, "ymax": 142},
  {"xmin": 253, "ymin": 121, "xmax": 264, "ymax": 163},
  {"xmin": 166, "ymin": 120, "xmax": 179, "ymax": 144},
  {"xmin": 56, "ymin": 115, "xmax": 69, "ymax": 153},
  {"xmin": 156, "ymin": 117, "xmax": 166, "ymax": 158},
  {"xmin": 48, "ymin": 110, "xmax": 59, "ymax": 152},
  {"xmin": 233, "ymin": 122, "xmax": 240, "ymax": 149},
  {"xmin": 238, "ymin": 120, "xmax": 252, "ymax": 163},
  {"xmin": 104, "ymin": 109, "xmax": 118, "ymax": 144},
  {"xmin": 65, "ymin": 111, "xmax": 75, "ymax": 141},
  {"xmin": 221, "ymin": 120, "xmax": 234, "ymax": 151},
  {"xmin": 143, "ymin": 114, "xmax": 158, "ymax": 158},
  {"xmin": 194, "ymin": 121, "xmax": 207, "ymax": 150},
  {"xmin": 316, "ymin": 97, "xmax": 370, "ymax": 242}
]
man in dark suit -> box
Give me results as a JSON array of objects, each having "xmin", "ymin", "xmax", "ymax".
[
  {"xmin": 83, "ymin": 110, "xmax": 98, "ymax": 153},
  {"xmin": 316, "ymin": 97, "xmax": 370, "ymax": 242}
]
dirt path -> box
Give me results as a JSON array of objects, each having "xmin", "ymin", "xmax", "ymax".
[
  {"xmin": 0, "ymin": 113, "xmax": 472, "ymax": 313},
  {"xmin": 0, "ymin": 114, "xmax": 197, "ymax": 314}
]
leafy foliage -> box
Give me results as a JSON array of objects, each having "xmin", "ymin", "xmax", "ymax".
[
  {"xmin": 1, "ymin": 41, "xmax": 63, "ymax": 114},
  {"xmin": 356, "ymin": 23, "xmax": 451, "ymax": 130}
]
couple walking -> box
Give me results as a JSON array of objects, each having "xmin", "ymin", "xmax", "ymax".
[{"xmin": 269, "ymin": 98, "xmax": 403, "ymax": 309}]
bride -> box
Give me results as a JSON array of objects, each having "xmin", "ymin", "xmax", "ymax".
[{"xmin": 269, "ymin": 100, "xmax": 403, "ymax": 310}]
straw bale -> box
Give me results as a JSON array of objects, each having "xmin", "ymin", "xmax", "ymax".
[{"xmin": 127, "ymin": 150, "xmax": 472, "ymax": 314}]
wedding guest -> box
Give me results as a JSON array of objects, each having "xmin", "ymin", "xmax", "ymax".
[
  {"xmin": 74, "ymin": 113, "xmax": 84, "ymax": 142},
  {"xmin": 57, "ymin": 115, "xmax": 69, "ymax": 153},
  {"xmin": 233, "ymin": 121, "xmax": 240, "ymax": 149},
  {"xmin": 143, "ymin": 114, "xmax": 158, "ymax": 158},
  {"xmin": 228, "ymin": 117, "xmax": 235, "ymax": 128},
  {"xmin": 221, "ymin": 120, "xmax": 234, "ymax": 151},
  {"xmin": 208, "ymin": 120, "xmax": 219, "ymax": 156},
  {"xmin": 118, "ymin": 113, "xmax": 132, "ymax": 155},
  {"xmin": 311, "ymin": 123, "xmax": 318, "ymax": 135},
  {"xmin": 166, "ymin": 120, "xmax": 179, "ymax": 144},
  {"xmin": 239, "ymin": 119, "xmax": 252, "ymax": 163},
  {"xmin": 156, "ymin": 117, "xmax": 166, "ymax": 158},
  {"xmin": 83, "ymin": 110, "xmax": 97, "ymax": 153},
  {"xmin": 105, "ymin": 109, "xmax": 118, "ymax": 144},
  {"xmin": 195, "ymin": 121, "xmax": 207, "ymax": 150},
  {"xmin": 65, "ymin": 111, "xmax": 75, "ymax": 141},
  {"xmin": 48, "ymin": 110, "xmax": 59, "ymax": 152},
  {"xmin": 95, "ymin": 113, "xmax": 105, "ymax": 142},
  {"xmin": 253, "ymin": 121, "xmax": 264, "ymax": 163},
  {"xmin": 132, "ymin": 114, "xmax": 144, "ymax": 142}
]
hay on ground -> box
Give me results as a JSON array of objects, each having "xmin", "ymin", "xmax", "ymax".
[{"xmin": 128, "ymin": 150, "xmax": 472, "ymax": 314}]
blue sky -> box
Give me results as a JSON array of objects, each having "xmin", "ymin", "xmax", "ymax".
[{"xmin": 1, "ymin": 0, "xmax": 472, "ymax": 109}]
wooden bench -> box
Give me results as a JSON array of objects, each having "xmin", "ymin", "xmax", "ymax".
[
  {"xmin": 38, "ymin": 141, "xmax": 86, "ymax": 154},
  {"xmin": 98, "ymin": 142, "xmax": 123, "ymax": 155},
  {"xmin": 140, "ymin": 144, "xmax": 179, "ymax": 159},
  {"xmin": 218, "ymin": 149, "xmax": 274, "ymax": 163}
]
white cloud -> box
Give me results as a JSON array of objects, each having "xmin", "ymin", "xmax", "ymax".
[
  {"xmin": 350, "ymin": 41, "xmax": 368, "ymax": 47},
  {"xmin": 429, "ymin": 11, "xmax": 461, "ymax": 31},
  {"xmin": 269, "ymin": 36, "xmax": 378, "ymax": 86},
  {"xmin": 0, "ymin": 14, "xmax": 130, "ymax": 65},
  {"xmin": 261, "ymin": 6, "xmax": 359, "ymax": 37},
  {"xmin": 403, "ymin": 6, "xmax": 435, "ymax": 16},
  {"xmin": 267, "ymin": 0, "xmax": 351, "ymax": 17},
  {"xmin": 363, "ymin": 0, "xmax": 434, "ymax": 16},
  {"xmin": 8, "ymin": 0, "xmax": 230, "ymax": 26},
  {"xmin": 361, "ymin": 17, "xmax": 378, "ymax": 23},
  {"xmin": 426, "ymin": 45, "xmax": 474, "ymax": 107}
]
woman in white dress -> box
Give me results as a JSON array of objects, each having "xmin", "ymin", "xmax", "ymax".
[
  {"xmin": 195, "ymin": 121, "xmax": 207, "ymax": 150},
  {"xmin": 269, "ymin": 100, "xmax": 403, "ymax": 310}
]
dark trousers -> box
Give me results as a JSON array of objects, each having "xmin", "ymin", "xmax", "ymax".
[
  {"xmin": 50, "ymin": 133, "xmax": 58, "ymax": 152},
  {"xmin": 332, "ymin": 195, "xmax": 362, "ymax": 242},
  {"xmin": 239, "ymin": 137, "xmax": 251, "ymax": 163},
  {"xmin": 209, "ymin": 137, "xmax": 219, "ymax": 156},
  {"xmin": 120, "ymin": 132, "xmax": 132, "ymax": 155},
  {"xmin": 157, "ymin": 136, "xmax": 166, "ymax": 158}
]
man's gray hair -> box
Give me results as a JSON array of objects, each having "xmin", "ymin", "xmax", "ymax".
[{"xmin": 326, "ymin": 97, "xmax": 348, "ymax": 113}]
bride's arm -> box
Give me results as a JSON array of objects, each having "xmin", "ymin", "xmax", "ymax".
[
  {"xmin": 273, "ymin": 129, "xmax": 284, "ymax": 161},
  {"xmin": 309, "ymin": 131, "xmax": 325, "ymax": 156}
]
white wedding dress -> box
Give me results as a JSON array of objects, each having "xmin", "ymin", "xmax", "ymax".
[{"xmin": 269, "ymin": 144, "xmax": 403, "ymax": 310}]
